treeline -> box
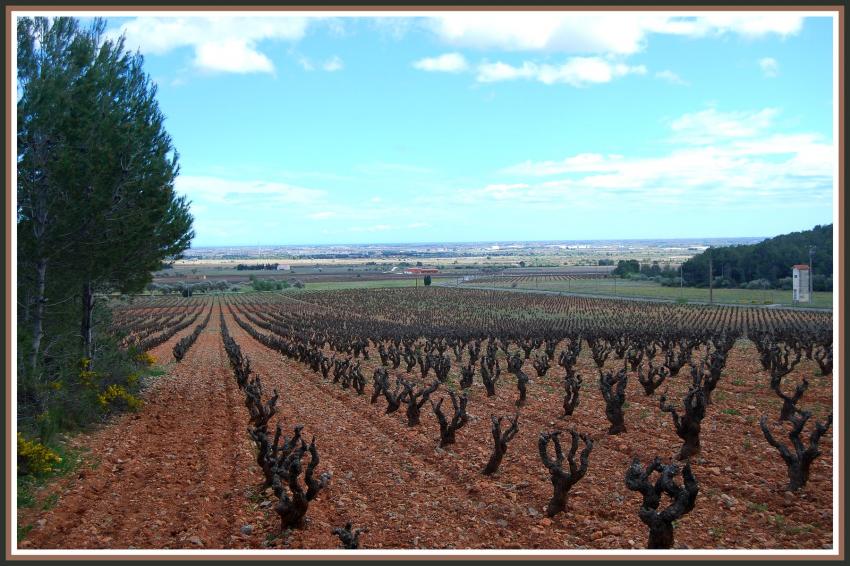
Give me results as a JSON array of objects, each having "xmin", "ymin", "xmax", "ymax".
[
  {"xmin": 16, "ymin": 18, "xmax": 193, "ymax": 451},
  {"xmin": 236, "ymin": 263, "xmax": 283, "ymax": 271},
  {"xmin": 147, "ymin": 281, "xmax": 232, "ymax": 296},
  {"xmin": 250, "ymin": 277, "xmax": 305, "ymax": 291},
  {"xmin": 681, "ymin": 225, "xmax": 832, "ymax": 291},
  {"xmin": 612, "ymin": 261, "xmax": 682, "ymax": 287}
]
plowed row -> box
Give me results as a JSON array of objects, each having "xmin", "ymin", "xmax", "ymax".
[{"xmin": 20, "ymin": 307, "xmax": 833, "ymax": 550}]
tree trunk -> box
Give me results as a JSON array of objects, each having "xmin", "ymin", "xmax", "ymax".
[
  {"xmin": 647, "ymin": 522, "xmax": 675, "ymax": 549},
  {"xmin": 545, "ymin": 480, "xmax": 570, "ymax": 517},
  {"xmin": 787, "ymin": 460, "xmax": 810, "ymax": 492},
  {"xmin": 483, "ymin": 448, "xmax": 505, "ymax": 476},
  {"xmin": 81, "ymin": 281, "xmax": 95, "ymax": 362},
  {"xmin": 606, "ymin": 405, "xmax": 626, "ymax": 435},
  {"xmin": 28, "ymin": 258, "xmax": 48, "ymax": 375},
  {"xmin": 676, "ymin": 420, "xmax": 702, "ymax": 460}
]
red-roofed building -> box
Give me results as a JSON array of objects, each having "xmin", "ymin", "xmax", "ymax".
[{"xmin": 403, "ymin": 267, "xmax": 439, "ymax": 275}]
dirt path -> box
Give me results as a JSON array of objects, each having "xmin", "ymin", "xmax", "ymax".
[{"xmin": 22, "ymin": 310, "xmax": 259, "ymax": 549}]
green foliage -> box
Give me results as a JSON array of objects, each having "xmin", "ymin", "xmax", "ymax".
[
  {"xmin": 17, "ymin": 16, "xmax": 193, "ymax": 442},
  {"xmin": 424, "ymin": 275, "xmax": 432, "ymax": 286},
  {"xmin": 745, "ymin": 278, "xmax": 772, "ymax": 290},
  {"xmin": 17, "ymin": 301, "xmax": 155, "ymax": 449},
  {"xmin": 612, "ymin": 259, "xmax": 640, "ymax": 276},
  {"xmin": 251, "ymin": 278, "xmax": 286, "ymax": 291},
  {"xmin": 17, "ymin": 433, "xmax": 62, "ymax": 475},
  {"xmin": 681, "ymin": 224, "xmax": 832, "ymax": 288}
]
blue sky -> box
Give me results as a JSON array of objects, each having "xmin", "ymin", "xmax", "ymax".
[{"xmin": 97, "ymin": 12, "xmax": 835, "ymax": 246}]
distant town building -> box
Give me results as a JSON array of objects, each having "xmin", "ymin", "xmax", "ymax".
[
  {"xmin": 403, "ymin": 267, "xmax": 439, "ymax": 275},
  {"xmin": 276, "ymin": 264, "xmax": 291, "ymax": 271},
  {"xmin": 792, "ymin": 264, "xmax": 811, "ymax": 303}
]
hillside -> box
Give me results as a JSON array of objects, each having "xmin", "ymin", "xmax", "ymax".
[{"xmin": 681, "ymin": 224, "xmax": 833, "ymax": 290}]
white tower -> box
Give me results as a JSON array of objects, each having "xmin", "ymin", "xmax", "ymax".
[{"xmin": 792, "ymin": 264, "xmax": 811, "ymax": 303}]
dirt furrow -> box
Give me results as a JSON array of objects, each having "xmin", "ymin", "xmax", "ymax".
[
  {"xmin": 225, "ymin": 310, "xmax": 497, "ymax": 549},
  {"xmin": 24, "ymin": 309, "xmax": 258, "ymax": 549},
  {"xmin": 226, "ymin": 308, "xmax": 832, "ymax": 550}
]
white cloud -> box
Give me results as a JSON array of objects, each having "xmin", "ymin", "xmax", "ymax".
[
  {"xmin": 502, "ymin": 154, "xmax": 622, "ymax": 176},
  {"xmin": 407, "ymin": 222, "xmax": 430, "ymax": 229},
  {"xmin": 491, "ymin": 106, "xmax": 832, "ymax": 209},
  {"xmin": 194, "ymin": 40, "xmax": 273, "ymax": 74},
  {"xmin": 371, "ymin": 17, "xmax": 418, "ymax": 41},
  {"xmin": 692, "ymin": 13, "xmax": 803, "ymax": 37},
  {"xmin": 471, "ymin": 183, "xmax": 534, "ymax": 201},
  {"xmin": 413, "ymin": 52, "xmax": 469, "ymax": 73},
  {"xmin": 111, "ymin": 16, "xmax": 309, "ymax": 74},
  {"xmin": 296, "ymin": 56, "xmax": 314, "ymax": 71},
  {"xmin": 427, "ymin": 13, "xmax": 804, "ymax": 55},
  {"xmin": 655, "ymin": 69, "xmax": 688, "ymax": 85},
  {"xmin": 295, "ymin": 54, "xmax": 342, "ymax": 72},
  {"xmin": 759, "ymin": 57, "xmax": 780, "ymax": 78},
  {"xmin": 476, "ymin": 57, "xmax": 645, "ymax": 86},
  {"xmin": 429, "ymin": 13, "xmax": 653, "ymax": 54},
  {"xmin": 308, "ymin": 211, "xmax": 336, "ymax": 220},
  {"xmin": 323, "ymin": 56, "xmax": 344, "ymax": 72},
  {"xmin": 174, "ymin": 175, "xmax": 325, "ymax": 206},
  {"xmin": 670, "ymin": 107, "xmax": 778, "ymax": 144}
]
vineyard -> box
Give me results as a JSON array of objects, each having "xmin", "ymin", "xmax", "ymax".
[{"xmin": 21, "ymin": 288, "xmax": 834, "ymax": 550}]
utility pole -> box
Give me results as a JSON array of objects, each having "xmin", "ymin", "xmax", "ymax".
[{"xmin": 708, "ymin": 249, "xmax": 714, "ymax": 305}]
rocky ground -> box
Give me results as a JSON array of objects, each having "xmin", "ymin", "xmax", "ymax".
[{"xmin": 19, "ymin": 308, "xmax": 834, "ymax": 550}]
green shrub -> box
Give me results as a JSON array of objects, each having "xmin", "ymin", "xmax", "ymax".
[
  {"xmin": 746, "ymin": 279, "xmax": 772, "ymax": 290},
  {"xmin": 17, "ymin": 433, "xmax": 62, "ymax": 476}
]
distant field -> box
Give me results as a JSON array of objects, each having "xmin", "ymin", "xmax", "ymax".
[
  {"xmin": 299, "ymin": 277, "xmax": 455, "ymax": 291},
  {"xmin": 461, "ymin": 277, "xmax": 833, "ymax": 308}
]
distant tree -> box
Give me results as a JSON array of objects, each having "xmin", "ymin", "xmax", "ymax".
[
  {"xmin": 640, "ymin": 261, "xmax": 661, "ymax": 276},
  {"xmin": 612, "ymin": 260, "xmax": 640, "ymax": 277},
  {"xmin": 424, "ymin": 275, "xmax": 432, "ymax": 286}
]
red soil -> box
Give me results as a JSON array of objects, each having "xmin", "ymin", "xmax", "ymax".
[{"xmin": 19, "ymin": 311, "xmax": 834, "ymax": 550}]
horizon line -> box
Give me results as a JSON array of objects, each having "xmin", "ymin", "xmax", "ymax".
[{"xmin": 186, "ymin": 236, "xmax": 773, "ymax": 249}]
